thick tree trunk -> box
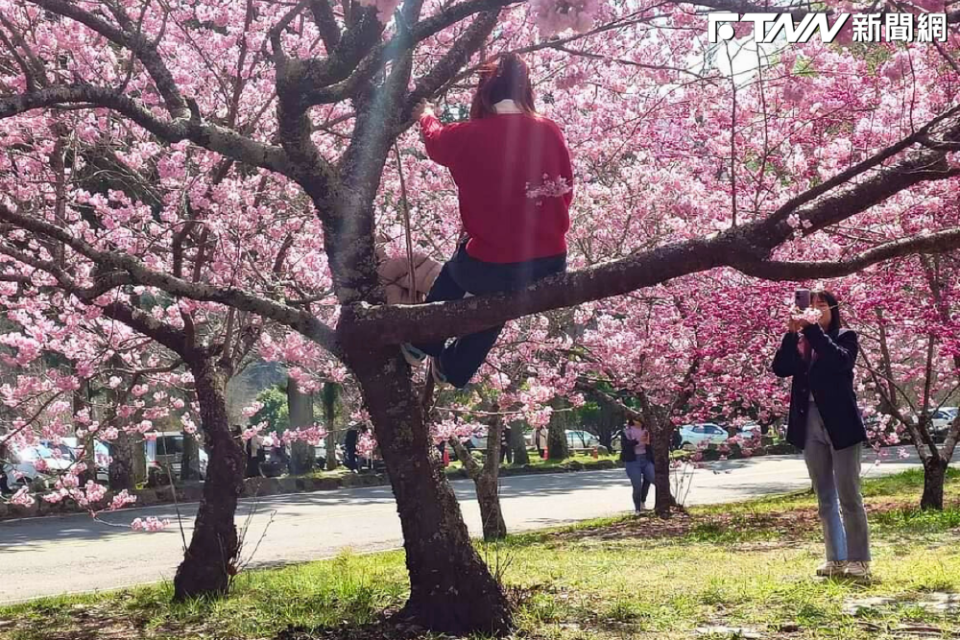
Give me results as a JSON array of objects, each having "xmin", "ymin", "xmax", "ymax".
[
  {"xmin": 104, "ymin": 373, "xmax": 140, "ymax": 491},
  {"xmin": 593, "ymin": 395, "xmax": 624, "ymax": 451},
  {"xmin": 920, "ymin": 456, "xmax": 947, "ymax": 510},
  {"xmin": 173, "ymin": 357, "xmax": 245, "ymax": 601},
  {"xmin": 72, "ymin": 381, "xmax": 97, "ymax": 485},
  {"xmin": 351, "ymin": 350, "xmax": 512, "ymax": 635},
  {"xmin": 286, "ymin": 378, "xmax": 315, "ymax": 474},
  {"xmin": 323, "ymin": 382, "xmax": 339, "ymax": 471},
  {"xmin": 109, "ymin": 431, "xmax": 138, "ymax": 491},
  {"xmin": 133, "ymin": 436, "xmax": 146, "ymax": 485},
  {"xmin": 181, "ymin": 433, "xmax": 201, "ymax": 481},
  {"xmin": 651, "ymin": 418, "xmax": 676, "ymax": 518},
  {"xmin": 509, "ymin": 420, "xmax": 529, "ymax": 465},
  {"xmin": 477, "ymin": 474, "xmax": 507, "ymax": 540},
  {"xmin": 547, "ymin": 400, "xmax": 569, "ymax": 461}
]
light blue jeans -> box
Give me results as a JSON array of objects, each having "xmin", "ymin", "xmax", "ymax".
[
  {"xmin": 625, "ymin": 458, "xmax": 655, "ymax": 511},
  {"xmin": 804, "ymin": 402, "xmax": 871, "ymax": 562}
]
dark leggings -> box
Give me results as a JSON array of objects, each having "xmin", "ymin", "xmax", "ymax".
[{"xmin": 414, "ymin": 242, "xmax": 566, "ymax": 388}]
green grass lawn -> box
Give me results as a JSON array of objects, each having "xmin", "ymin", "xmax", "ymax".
[
  {"xmin": 448, "ymin": 450, "xmax": 621, "ymax": 472},
  {"xmin": 3, "ymin": 469, "xmax": 958, "ymax": 640},
  {"xmin": 301, "ymin": 451, "xmax": 621, "ymax": 481}
]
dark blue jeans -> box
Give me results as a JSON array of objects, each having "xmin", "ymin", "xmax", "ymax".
[
  {"xmin": 414, "ymin": 242, "xmax": 566, "ymax": 388},
  {"xmin": 625, "ymin": 459, "xmax": 655, "ymax": 510}
]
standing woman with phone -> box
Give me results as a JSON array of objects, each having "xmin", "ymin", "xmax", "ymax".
[{"xmin": 772, "ymin": 290, "xmax": 871, "ymax": 579}]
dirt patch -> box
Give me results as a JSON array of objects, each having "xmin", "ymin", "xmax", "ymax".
[
  {"xmin": 546, "ymin": 500, "xmax": 925, "ymax": 546},
  {"xmin": 545, "ymin": 508, "xmax": 819, "ymax": 544}
]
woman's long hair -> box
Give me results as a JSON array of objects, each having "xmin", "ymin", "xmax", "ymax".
[
  {"xmin": 469, "ymin": 53, "xmax": 537, "ymax": 119},
  {"xmin": 799, "ymin": 290, "xmax": 843, "ymax": 361}
]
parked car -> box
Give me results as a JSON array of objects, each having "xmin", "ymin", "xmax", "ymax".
[
  {"xmin": 465, "ymin": 434, "xmax": 487, "ymax": 450},
  {"xmin": 566, "ymin": 429, "xmax": 600, "ymax": 449},
  {"xmin": 313, "ymin": 444, "xmax": 344, "ymax": 467},
  {"xmin": 931, "ymin": 407, "xmax": 958, "ymax": 441},
  {"xmin": 1, "ymin": 443, "xmax": 75, "ymax": 487},
  {"xmin": 145, "ymin": 432, "xmax": 208, "ymax": 481},
  {"xmin": 738, "ymin": 422, "xmax": 763, "ymax": 439},
  {"xmin": 677, "ymin": 423, "xmax": 729, "ymax": 449},
  {"xmin": 58, "ymin": 437, "xmax": 111, "ymax": 482}
]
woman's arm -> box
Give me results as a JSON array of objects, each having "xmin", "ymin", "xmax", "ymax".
[
  {"xmin": 419, "ymin": 109, "xmax": 467, "ymax": 168},
  {"xmin": 771, "ymin": 332, "xmax": 801, "ymax": 378},
  {"xmin": 802, "ymin": 324, "xmax": 858, "ymax": 372}
]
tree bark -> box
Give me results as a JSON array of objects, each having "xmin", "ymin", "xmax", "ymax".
[
  {"xmin": 547, "ymin": 399, "xmax": 569, "ymax": 461},
  {"xmin": 173, "ymin": 356, "xmax": 245, "ymax": 601},
  {"xmin": 323, "ymin": 382, "xmax": 339, "ymax": 470},
  {"xmin": 476, "ymin": 473, "xmax": 507, "ymax": 541},
  {"xmin": 920, "ymin": 455, "xmax": 948, "ymax": 511},
  {"xmin": 597, "ymin": 399, "xmax": 624, "ymax": 451},
  {"xmin": 181, "ymin": 433, "xmax": 201, "ymax": 481},
  {"xmin": 509, "ymin": 419, "xmax": 529, "ymax": 465},
  {"xmin": 645, "ymin": 412, "xmax": 678, "ymax": 519},
  {"xmin": 351, "ymin": 349, "xmax": 511, "ymax": 635},
  {"xmin": 449, "ymin": 406, "xmax": 508, "ymax": 542},
  {"xmin": 103, "ymin": 370, "xmax": 140, "ymax": 491},
  {"xmin": 71, "ymin": 380, "xmax": 96, "ymax": 485},
  {"xmin": 109, "ymin": 430, "xmax": 138, "ymax": 491},
  {"xmin": 286, "ymin": 377, "xmax": 315, "ymax": 474}
]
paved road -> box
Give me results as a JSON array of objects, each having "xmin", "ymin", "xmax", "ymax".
[{"xmin": 0, "ymin": 450, "xmax": 933, "ymax": 604}]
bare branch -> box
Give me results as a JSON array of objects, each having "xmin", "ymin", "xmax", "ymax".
[
  {"xmin": 399, "ymin": 9, "xmax": 500, "ymax": 125},
  {"xmin": 733, "ymin": 227, "xmax": 960, "ymax": 280},
  {"xmin": 309, "ymin": 0, "xmax": 343, "ymax": 51},
  {"xmin": 0, "ymin": 84, "xmax": 294, "ymax": 176}
]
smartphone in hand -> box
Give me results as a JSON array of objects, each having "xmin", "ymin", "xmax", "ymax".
[{"xmin": 795, "ymin": 288, "xmax": 811, "ymax": 309}]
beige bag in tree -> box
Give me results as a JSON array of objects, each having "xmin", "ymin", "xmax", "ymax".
[{"xmin": 377, "ymin": 248, "xmax": 443, "ymax": 304}]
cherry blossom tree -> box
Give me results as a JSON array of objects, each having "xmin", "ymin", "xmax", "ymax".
[
  {"xmin": 835, "ymin": 252, "xmax": 960, "ymax": 510},
  {"xmin": 1, "ymin": 0, "xmax": 960, "ymax": 634}
]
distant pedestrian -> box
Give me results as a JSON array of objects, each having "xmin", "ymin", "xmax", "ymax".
[
  {"xmin": 620, "ymin": 417, "xmax": 655, "ymax": 513},
  {"xmin": 244, "ymin": 432, "xmax": 263, "ymax": 478},
  {"xmin": 344, "ymin": 424, "xmax": 359, "ymax": 472},
  {"xmin": 534, "ymin": 426, "xmax": 548, "ymax": 459},
  {"xmin": 499, "ymin": 425, "xmax": 513, "ymax": 464},
  {"xmin": 0, "ymin": 438, "xmax": 11, "ymax": 495}
]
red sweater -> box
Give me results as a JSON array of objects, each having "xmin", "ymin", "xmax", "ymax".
[{"xmin": 419, "ymin": 112, "xmax": 573, "ymax": 264}]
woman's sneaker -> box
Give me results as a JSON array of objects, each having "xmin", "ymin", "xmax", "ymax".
[
  {"xmin": 843, "ymin": 561, "xmax": 872, "ymax": 580},
  {"xmin": 400, "ymin": 343, "xmax": 427, "ymax": 367},
  {"xmin": 816, "ymin": 561, "xmax": 846, "ymax": 577}
]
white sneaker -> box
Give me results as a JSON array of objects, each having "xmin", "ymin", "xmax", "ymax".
[
  {"xmin": 400, "ymin": 343, "xmax": 427, "ymax": 367},
  {"xmin": 816, "ymin": 560, "xmax": 846, "ymax": 577},
  {"xmin": 843, "ymin": 561, "xmax": 872, "ymax": 580}
]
